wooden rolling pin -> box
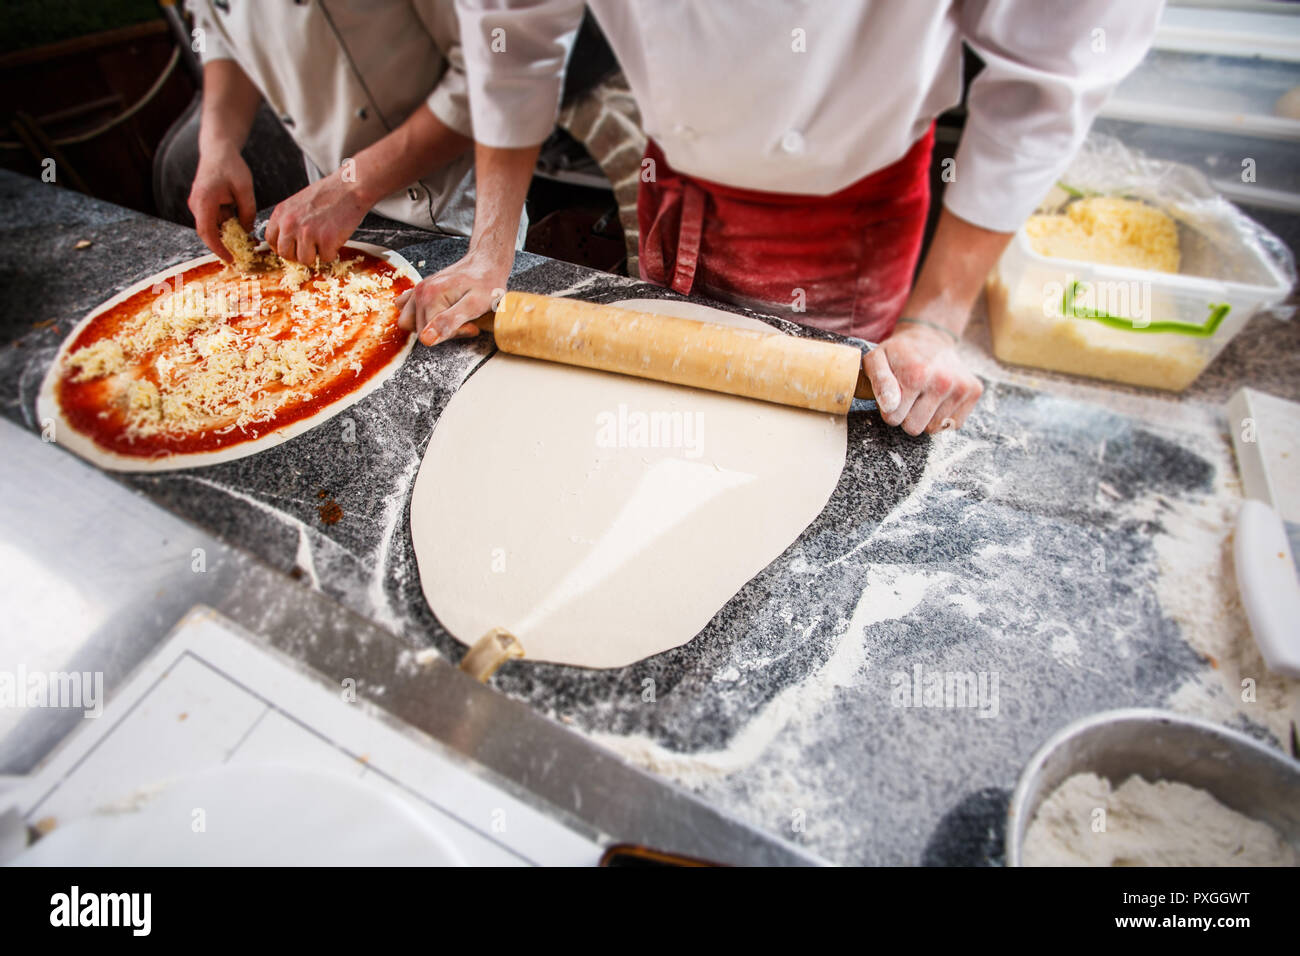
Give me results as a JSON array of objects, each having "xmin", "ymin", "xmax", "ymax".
[{"xmin": 481, "ymin": 291, "xmax": 871, "ymax": 415}]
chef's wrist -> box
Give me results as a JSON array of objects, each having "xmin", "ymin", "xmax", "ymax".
[
  {"xmin": 198, "ymin": 136, "xmax": 244, "ymax": 167},
  {"xmin": 895, "ymin": 316, "xmax": 960, "ymax": 345},
  {"xmin": 895, "ymin": 289, "xmax": 972, "ymax": 345},
  {"xmin": 330, "ymin": 162, "xmax": 378, "ymax": 209},
  {"xmin": 466, "ymin": 229, "xmax": 514, "ymax": 268}
]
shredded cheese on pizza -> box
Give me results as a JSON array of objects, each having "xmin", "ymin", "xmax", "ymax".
[
  {"xmin": 66, "ymin": 339, "xmax": 127, "ymax": 381},
  {"xmin": 62, "ymin": 249, "xmax": 402, "ymax": 445}
]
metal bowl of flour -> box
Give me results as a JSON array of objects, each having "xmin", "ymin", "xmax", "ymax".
[{"xmin": 1005, "ymin": 708, "xmax": 1300, "ymax": 866}]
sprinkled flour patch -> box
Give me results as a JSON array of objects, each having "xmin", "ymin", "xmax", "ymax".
[
  {"xmin": 591, "ymin": 564, "xmax": 940, "ymax": 784},
  {"xmin": 1110, "ymin": 427, "xmax": 1298, "ymax": 745}
]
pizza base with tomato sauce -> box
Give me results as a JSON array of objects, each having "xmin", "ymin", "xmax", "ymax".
[{"xmin": 36, "ymin": 240, "xmax": 418, "ymax": 472}]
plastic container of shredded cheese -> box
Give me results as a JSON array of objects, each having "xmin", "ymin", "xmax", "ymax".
[{"xmin": 986, "ymin": 139, "xmax": 1295, "ymax": 392}]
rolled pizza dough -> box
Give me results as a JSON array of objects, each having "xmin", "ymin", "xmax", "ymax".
[{"xmin": 410, "ymin": 298, "xmax": 848, "ymax": 668}]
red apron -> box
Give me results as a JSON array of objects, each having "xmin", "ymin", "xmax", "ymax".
[{"xmin": 638, "ymin": 125, "xmax": 934, "ymax": 343}]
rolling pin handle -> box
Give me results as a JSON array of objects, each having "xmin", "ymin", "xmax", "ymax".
[
  {"xmin": 854, "ymin": 368, "xmax": 874, "ymax": 401},
  {"xmin": 459, "ymin": 627, "xmax": 524, "ymax": 682}
]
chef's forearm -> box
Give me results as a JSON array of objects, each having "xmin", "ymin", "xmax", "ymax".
[
  {"xmin": 465, "ymin": 142, "xmax": 540, "ymax": 262},
  {"xmin": 197, "ymin": 60, "xmax": 262, "ymax": 159},
  {"xmin": 900, "ymin": 207, "xmax": 1012, "ymax": 336},
  {"xmin": 349, "ymin": 105, "xmax": 473, "ymax": 208}
]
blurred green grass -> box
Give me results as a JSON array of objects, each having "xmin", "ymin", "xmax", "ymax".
[{"xmin": 1, "ymin": 0, "xmax": 162, "ymax": 55}]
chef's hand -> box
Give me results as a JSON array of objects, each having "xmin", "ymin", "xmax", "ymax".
[
  {"xmin": 863, "ymin": 322, "xmax": 983, "ymax": 435},
  {"xmin": 188, "ymin": 148, "xmax": 255, "ymax": 264},
  {"xmin": 265, "ymin": 171, "xmax": 370, "ymax": 266},
  {"xmin": 396, "ymin": 246, "xmax": 512, "ymax": 346},
  {"xmin": 398, "ymin": 142, "xmax": 535, "ymax": 346}
]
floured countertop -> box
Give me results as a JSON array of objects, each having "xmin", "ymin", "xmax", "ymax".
[{"xmin": 2, "ymin": 169, "xmax": 1297, "ymax": 865}]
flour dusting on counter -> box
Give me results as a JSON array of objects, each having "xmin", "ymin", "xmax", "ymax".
[
  {"xmin": 1148, "ymin": 492, "xmax": 1299, "ymax": 744},
  {"xmin": 593, "ymin": 564, "xmax": 939, "ymax": 784},
  {"xmin": 365, "ymin": 455, "xmax": 422, "ymax": 633}
]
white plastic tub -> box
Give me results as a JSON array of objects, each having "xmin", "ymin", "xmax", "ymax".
[{"xmin": 986, "ymin": 201, "xmax": 1294, "ymax": 391}]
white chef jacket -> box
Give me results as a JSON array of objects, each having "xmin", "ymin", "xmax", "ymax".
[
  {"xmin": 456, "ymin": 0, "xmax": 1162, "ymax": 233},
  {"xmin": 188, "ymin": 0, "xmax": 523, "ymax": 242}
]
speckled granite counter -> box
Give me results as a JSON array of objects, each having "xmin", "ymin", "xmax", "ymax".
[{"xmin": 2, "ymin": 170, "xmax": 1296, "ymax": 865}]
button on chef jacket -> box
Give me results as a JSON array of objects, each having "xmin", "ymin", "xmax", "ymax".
[
  {"xmin": 455, "ymin": 0, "xmax": 1162, "ymax": 233},
  {"xmin": 188, "ymin": 0, "xmax": 524, "ymax": 243}
]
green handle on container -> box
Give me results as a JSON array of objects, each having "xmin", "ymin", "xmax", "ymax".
[{"xmin": 1062, "ymin": 281, "xmax": 1230, "ymax": 337}]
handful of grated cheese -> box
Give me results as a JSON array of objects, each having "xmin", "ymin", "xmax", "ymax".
[
  {"xmin": 220, "ymin": 218, "xmax": 261, "ymax": 273},
  {"xmin": 219, "ymin": 217, "xmax": 354, "ymax": 294}
]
